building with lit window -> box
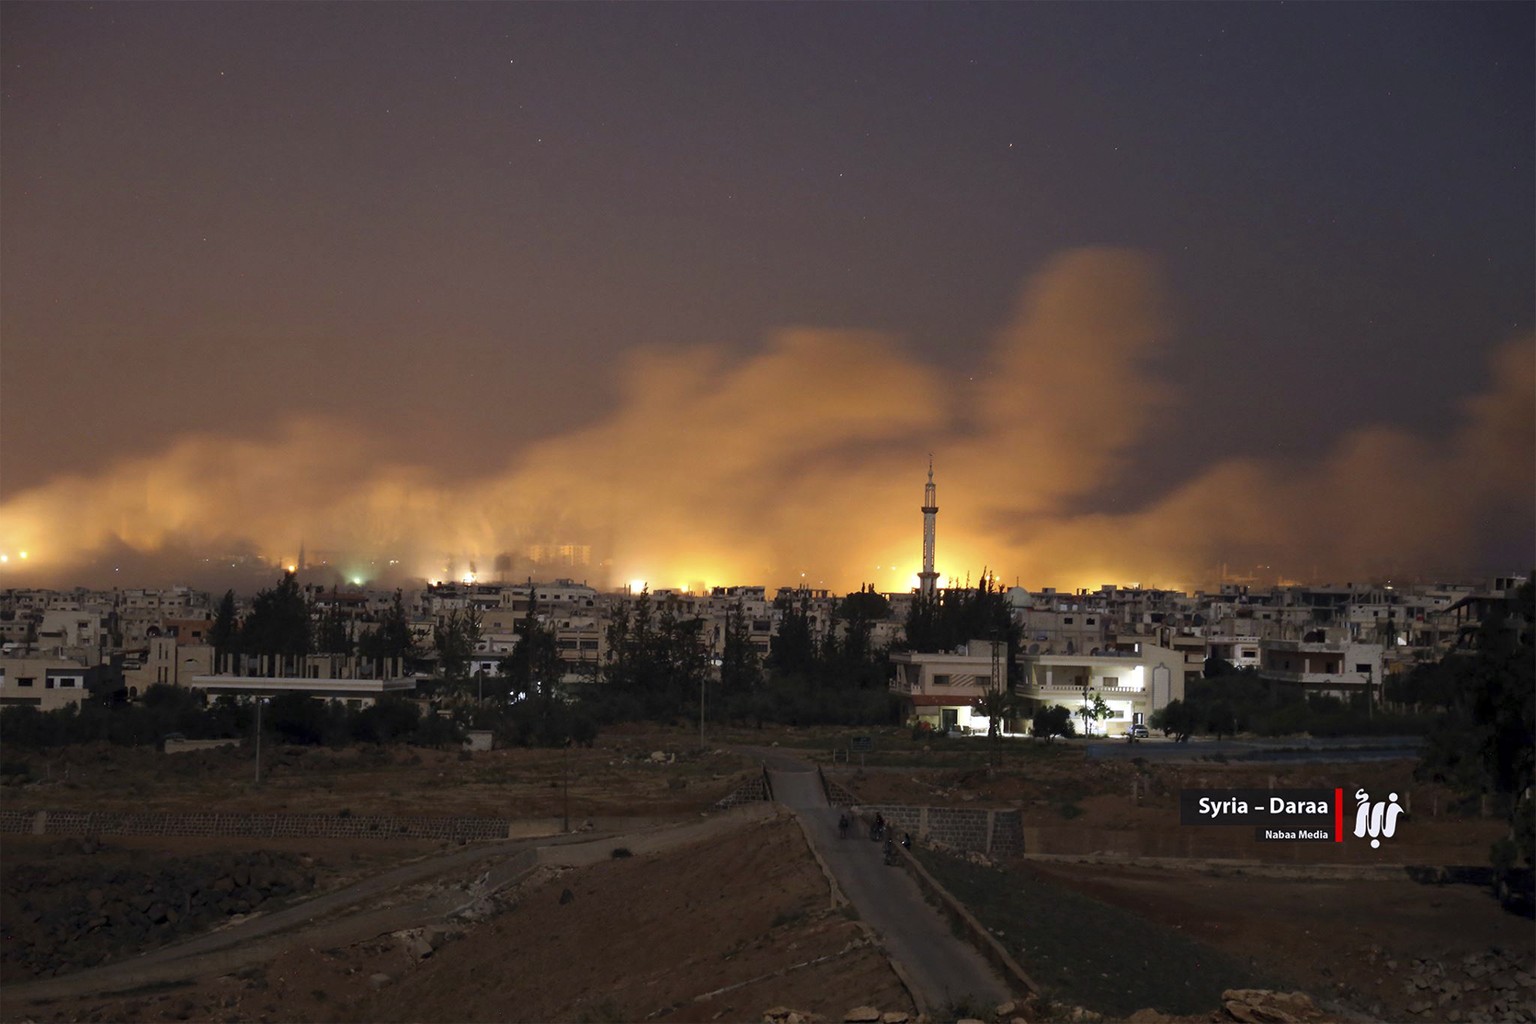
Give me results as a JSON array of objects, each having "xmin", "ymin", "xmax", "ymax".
[{"xmin": 1016, "ymin": 643, "xmax": 1185, "ymax": 737}]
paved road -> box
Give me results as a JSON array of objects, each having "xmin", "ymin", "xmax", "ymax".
[{"xmin": 751, "ymin": 748, "xmax": 1013, "ymax": 1014}]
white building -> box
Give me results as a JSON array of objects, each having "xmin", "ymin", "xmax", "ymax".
[
  {"xmin": 1258, "ymin": 632, "xmax": 1385, "ymax": 701},
  {"xmin": 890, "ymin": 639, "xmax": 1008, "ymax": 734},
  {"xmin": 1016, "ymin": 644, "xmax": 1185, "ymax": 737}
]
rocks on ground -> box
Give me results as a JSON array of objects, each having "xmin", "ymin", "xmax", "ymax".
[
  {"xmin": 0, "ymin": 841, "xmax": 317, "ymax": 980},
  {"xmin": 764, "ymin": 997, "xmax": 1040, "ymax": 1024},
  {"xmin": 1374, "ymin": 945, "xmax": 1536, "ymax": 1023}
]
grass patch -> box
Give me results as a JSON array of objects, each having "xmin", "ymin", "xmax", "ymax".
[{"xmin": 913, "ymin": 848, "xmax": 1284, "ymax": 1017}]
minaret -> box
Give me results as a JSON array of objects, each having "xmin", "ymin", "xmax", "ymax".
[{"xmin": 918, "ymin": 456, "xmax": 939, "ymax": 599}]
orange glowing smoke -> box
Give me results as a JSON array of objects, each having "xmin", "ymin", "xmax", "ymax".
[{"xmin": 2, "ymin": 248, "xmax": 1531, "ymax": 591}]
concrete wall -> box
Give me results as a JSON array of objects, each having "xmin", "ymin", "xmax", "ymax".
[
  {"xmin": 860, "ymin": 803, "xmax": 1024, "ymax": 859},
  {"xmin": 163, "ymin": 738, "xmax": 240, "ymax": 755},
  {"xmin": 714, "ymin": 770, "xmax": 774, "ymax": 809}
]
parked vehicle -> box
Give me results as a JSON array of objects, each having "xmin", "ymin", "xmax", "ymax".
[{"xmin": 1126, "ymin": 724, "xmax": 1150, "ymax": 739}]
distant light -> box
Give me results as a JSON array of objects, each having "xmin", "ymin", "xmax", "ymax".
[
  {"xmin": 628, "ymin": 579, "xmax": 646, "ymax": 593},
  {"xmin": 351, "ymin": 576, "xmax": 364, "ymax": 586},
  {"xmin": 0, "ymin": 555, "xmax": 7, "ymax": 563},
  {"xmin": 286, "ymin": 564, "xmax": 297, "ymax": 573},
  {"xmin": 18, "ymin": 551, "xmax": 27, "ymax": 560}
]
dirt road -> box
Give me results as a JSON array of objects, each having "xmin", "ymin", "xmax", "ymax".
[{"xmin": 1, "ymin": 808, "xmax": 775, "ymax": 1012}]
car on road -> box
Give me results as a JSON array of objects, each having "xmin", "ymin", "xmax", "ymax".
[{"xmin": 1126, "ymin": 724, "xmax": 1150, "ymax": 739}]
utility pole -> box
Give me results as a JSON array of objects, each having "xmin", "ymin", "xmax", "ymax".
[
  {"xmin": 699, "ymin": 614, "xmax": 709, "ymax": 751},
  {"xmin": 254, "ymin": 697, "xmax": 266, "ymax": 785}
]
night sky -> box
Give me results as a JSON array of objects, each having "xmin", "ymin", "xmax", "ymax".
[{"xmin": 2, "ymin": 3, "xmax": 1532, "ymax": 592}]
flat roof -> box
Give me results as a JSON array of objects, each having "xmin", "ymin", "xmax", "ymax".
[{"xmin": 189, "ymin": 675, "xmax": 416, "ymax": 694}]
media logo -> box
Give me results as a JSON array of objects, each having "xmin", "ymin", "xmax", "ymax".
[
  {"xmin": 1353, "ymin": 788, "xmax": 1404, "ymax": 848},
  {"xmin": 1178, "ymin": 786, "xmax": 1407, "ymax": 846}
]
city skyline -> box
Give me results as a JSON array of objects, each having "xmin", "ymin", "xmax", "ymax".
[{"xmin": 2, "ymin": 4, "xmax": 1532, "ymax": 593}]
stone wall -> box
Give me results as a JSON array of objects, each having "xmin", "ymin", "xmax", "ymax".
[
  {"xmin": 714, "ymin": 769, "xmax": 774, "ymax": 810},
  {"xmin": 818, "ymin": 768, "xmax": 859, "ymax": 807},
  {"xmin": 858, "ymin": 804, "xmax": 1023, "ymax": 859},
  {"xmin": 1, "ymin": 810, "xmax": 511, "ymax": 842}
]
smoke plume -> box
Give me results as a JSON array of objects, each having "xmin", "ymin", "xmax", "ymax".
[{"xmin": 3, "ymin": 248, "xmax": 1531, "ymax": 593}]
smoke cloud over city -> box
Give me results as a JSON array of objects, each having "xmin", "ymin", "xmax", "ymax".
[{"xmin": 3, "ymin": 248, "xmax": 1531, "ymax": 594}]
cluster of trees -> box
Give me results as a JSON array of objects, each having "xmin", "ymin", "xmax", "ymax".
[
  {"xmin": 1414, "ymin": 582, "xmax": 1534, "ymax": 881},
  {"xmin": 1151, "ymin": 657, "xmax": 1430, "ymax": 742},
  {"xmin": 210, "ymin": 574, "xmax": 416, "ymax": 667},
  {"xmin": 0, "ymin": 684, "xmax": 463, "ymax": 750},
  {"xmin": 746, "ymin": 589, "xmax": 900, "ymax": 727},
  {"xmin": 257, "ymin": 691, "xmax": 462, "ymax": 747},
  {"xmin": 903, "ymin": 574, "xmax": 1021, "ymax": 685},
  {"xmin": 191, "ymin": 573, "xmax": 1034, "ymax": 744},
  {"xmin": 580, "ymin": 587, "xmax": 900, "ymax": 730}
]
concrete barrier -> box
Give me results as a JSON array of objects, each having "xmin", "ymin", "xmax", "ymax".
[{"xmin": 163, "ymin": 738, "xmax": 241, "ymax": 755}]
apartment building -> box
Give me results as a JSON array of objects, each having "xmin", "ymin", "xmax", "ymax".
[
  {"xmin": 0, "ymin": 654, "xmax": 120, "ymax": 711},
  {"xmin": 123, "ymin": 636, "xmax": 216, "ymax": 693},
  {"xmin": 1017, "ymin": 605, "xmax": 1110, "ymax": 656},
  {"xmin": 890, "ymin": 639, "xmax": 1008, "ymax": 734},
  {"xmin": 191, "ymin": 652, "xmax": 416, "ymax": 707},
  {"xmin": 1016, "ymin": 643, "xmax": 1185, "ymax": 737},
  {"xmin": 1257, "ymin": 628, "xmax": 1384, "ymax": 701}
]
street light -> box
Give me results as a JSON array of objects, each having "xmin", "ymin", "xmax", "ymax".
[
  {"xmin": 254, "ymin": 696, "xmax": 270, "ymax": 785},
  {"xmin": 698, "ymin": 614, "xmax": 709, "ymax": 751}
]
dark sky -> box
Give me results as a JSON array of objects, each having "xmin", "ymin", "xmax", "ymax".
[{"xmin": 2, "ymin": 2, "xmax": 1532, "ymax": 590}]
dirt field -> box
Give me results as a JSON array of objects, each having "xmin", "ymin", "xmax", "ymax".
[
  {"xmin": 1029, "ymin": 860, "xmax": 1536, "ymax": 1022},
  {"xmin": 835, "ymin": 742, "xmax": 1536, "ymax": 1022},
  {"xmin": 2, "ymin": 815, "xmax": 915, "ymax": 1024},
  {"xmin": 833, "ymin": 746, "xmax": 1511, "ymax": 865},
  {"xmin": 2, "ymin": 724, "xmax": 755, "ymax": 820},
  {"xmin": 3, "ymin": 727, "xmax": 1532, "ymax": 1023}
]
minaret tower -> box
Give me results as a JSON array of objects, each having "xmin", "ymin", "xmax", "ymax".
[{"xmin": 917, "ymin": 456, "xmax": 939, "ymax": 599}]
